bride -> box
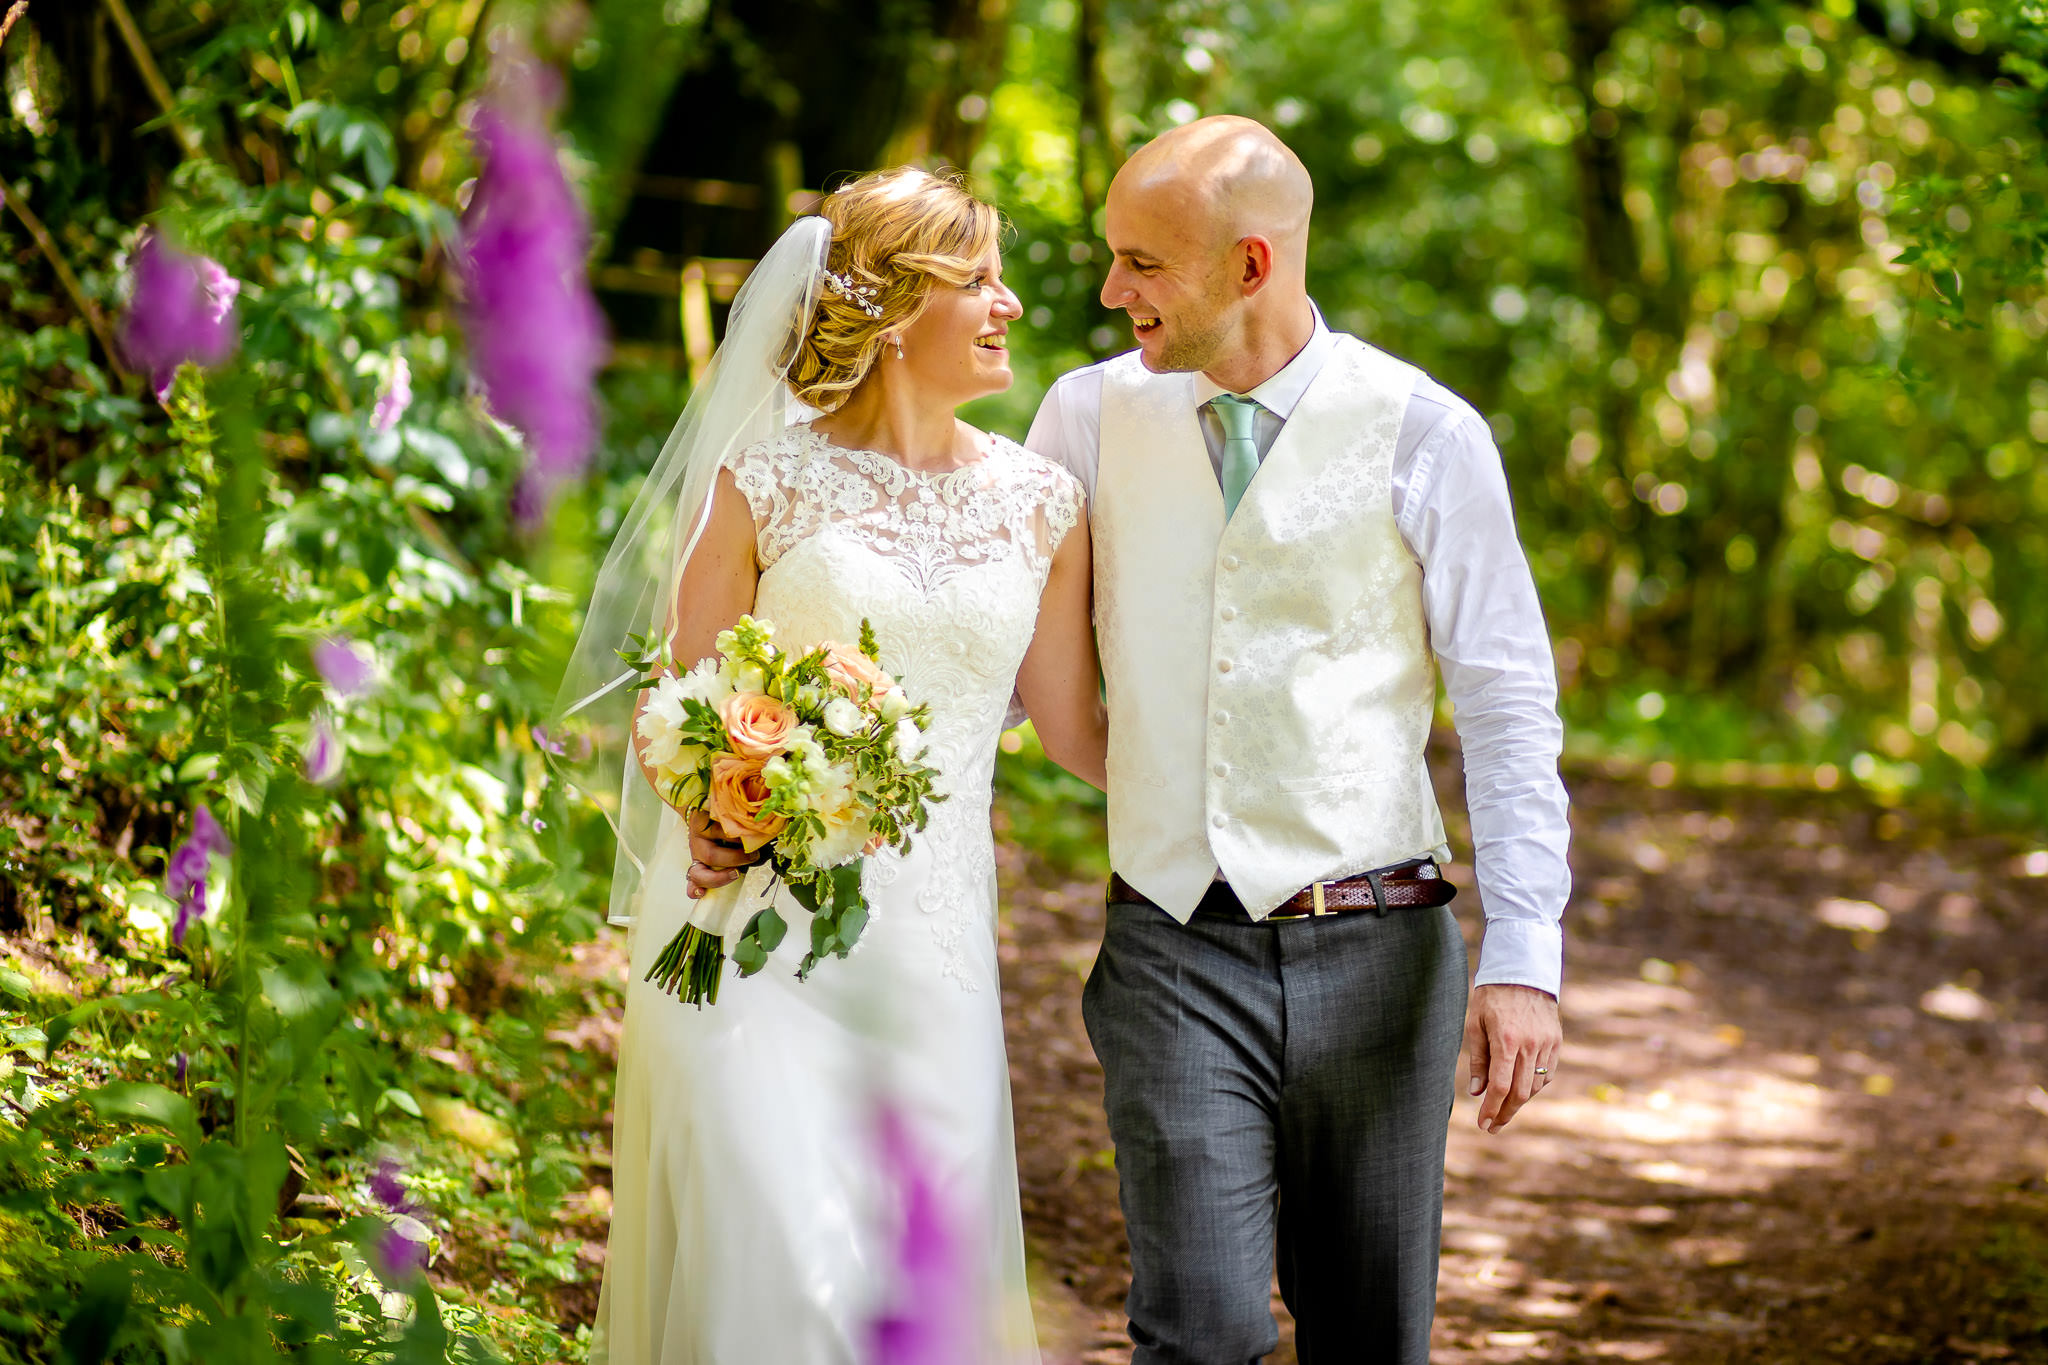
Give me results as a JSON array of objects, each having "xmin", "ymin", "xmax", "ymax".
[{"xmin": 554, "ymin": 168, "xmax": 1107, "ymax": 1363}]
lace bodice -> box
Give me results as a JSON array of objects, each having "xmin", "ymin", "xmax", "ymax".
[{"xmin": 723, "ymin": 422, "xmax": 1083, "ymax": 986}]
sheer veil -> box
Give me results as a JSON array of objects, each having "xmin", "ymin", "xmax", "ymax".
[{"xmin": 551, "ymin": 215, "xmax": 831, "ymax": 925}]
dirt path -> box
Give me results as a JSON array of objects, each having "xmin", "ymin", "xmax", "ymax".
[{"xmin": 1000, "ymin": 772, "xmax": 2048, "ymax": 1364}]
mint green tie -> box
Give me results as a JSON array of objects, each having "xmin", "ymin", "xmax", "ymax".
[{"xmin": 1211, "ymin": 393, "xmax": 1262, "ymax": 521}]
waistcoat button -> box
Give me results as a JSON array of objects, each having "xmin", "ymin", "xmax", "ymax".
[
  {"xmin": 1220, "ymin": 555, "xmax": 1240, "ymax": 570},
  {"xmin": 1211, "ymin": 814, "xmax": 1227, "ymax": 829},
  {"xmin": 1216, "ymin": 659, "xmax": 1233, "ymax": 673},
  {"xmin": 1213, "ymin": 711, "xmax": 1229, "ymax": 725},
  {"xmin": 1218, "ymin": 606, "xmax": 1237, "ymax": 621},
  {"xmin": 1212, "ymin": 763, "xmax": 1227, "ymax": 777}
]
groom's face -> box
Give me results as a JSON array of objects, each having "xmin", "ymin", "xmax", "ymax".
[{"xmin": 1100, "ymin": 185, "xmax": 1238, "ymax": 374}]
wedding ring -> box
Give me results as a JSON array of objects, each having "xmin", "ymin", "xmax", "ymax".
[{"xmin": 1533, "ymin": 1067, "xmax": 1550, "ymax": 1076}]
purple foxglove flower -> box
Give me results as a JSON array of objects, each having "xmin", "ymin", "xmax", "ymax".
[
  {"xmin": 459, "ymin": 54, "xmax": 607, "ymax": 527},
  {"xmin": 369, "ymin": 1158, "xmax": 409, "ymax": 1212},
  {"xmin": 312, "ymin": 636, "xmax": 374, "ymax": 698},
  {"xmin": 120, "ymin": 233, "xmax": 241, "ymax": 399},
  {"xmin": 866, "ymin": 1107, "xmax": 976, "ymax": 1365},
  {"xmin": 304, "ymin": 715, "xmax": 343, "ymax": 785},
  {"xmin": 371, "ymin": 1223, "xmax": 430, "ymax": 1285},
  {"xmin": 371, "ymin": 356, "xmax": 413, "ymax": 434},
  {"xmin": 165, "ymin": 805, "xmax": 233, "ymax": 946},
  {"xmin": 175, "ymin": 1052, "xmax": 189, "ymax": 1087},
  {"xmin": 530, "ymin": 724, "xmax": 567, "ymax": 757}
]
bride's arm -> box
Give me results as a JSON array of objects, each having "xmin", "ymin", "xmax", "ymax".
[
  {"xmin": 1015, "ymin": 510, "xmax": 1108, "ymax": 792},
  {"xmin": 631, "ymin": 468, "xmax": 759, "ymax": 797}
]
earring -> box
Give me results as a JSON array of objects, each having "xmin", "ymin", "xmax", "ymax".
[{"xmin": 894, "ymin": 336, "xmax": 905, "ymax": 359}]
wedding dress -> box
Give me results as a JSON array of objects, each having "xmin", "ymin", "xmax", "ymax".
[{"xmin": 592, "ymin": 422, "xmax": 1082, "ymax": 1364}]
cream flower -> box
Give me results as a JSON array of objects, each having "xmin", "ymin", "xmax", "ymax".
[
  {"xmin": 822, "ymin": 696, "xmax": 864, "ymax": 737},
  {"xmin": 637, "ymin": 676, "xmax": 691, "ymax": 768},
  {"xmin": 892, "ymin": 717, "xmax": 924, "ymax": 760}
]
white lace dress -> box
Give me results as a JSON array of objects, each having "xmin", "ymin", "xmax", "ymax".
[{"xmin": 594, "ymin": 423, "xmax": 1084, "ymax": 1365}]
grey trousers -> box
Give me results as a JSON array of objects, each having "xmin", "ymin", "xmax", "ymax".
[{"xmin": 1082, "ymin": 893, "xmax": 1469, "ymax": 1365}]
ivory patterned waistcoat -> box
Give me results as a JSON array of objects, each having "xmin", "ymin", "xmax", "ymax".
[{"xmin": 1093, "ymin": 334, "xmax": 1450, "ymax": 921}]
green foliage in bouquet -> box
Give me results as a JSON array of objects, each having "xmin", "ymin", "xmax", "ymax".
[{"xmin": 617, "ymin": 616, "xmax": 945, "ymax": 1006}]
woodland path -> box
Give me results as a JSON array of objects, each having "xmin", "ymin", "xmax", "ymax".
[{"xmin": 1000, "ymin": 771, "xmax": 2048, "ymax": 1365}]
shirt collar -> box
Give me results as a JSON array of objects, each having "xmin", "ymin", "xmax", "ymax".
[{"xmin": 1191, "ymin": 302, "xmax": 1334, "ymax": 418}]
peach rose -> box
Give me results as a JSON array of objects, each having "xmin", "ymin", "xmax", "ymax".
[
  {"xmin": 705, "ymin": 753, "xmax": 789, "ymax": 852},
  {"xmin": 819, "ymin": 641, "xmax": 901, "ymax": 700},
  {"xmin": 719, "ymin": 691, "xmax": 797, "ymax": 759}
]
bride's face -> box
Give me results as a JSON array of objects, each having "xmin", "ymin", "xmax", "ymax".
[{"xmin": 894, "ymin": 247, "xmax": 1022, "ymax": 405}]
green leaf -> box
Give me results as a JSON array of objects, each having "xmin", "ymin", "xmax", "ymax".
[
  {"xmin": 730, "ymin": 934, "xmax": 768, "ymax": 975},
  {"xmin": 0, "ymin": 967, "xmax": 31, "ymax": 1000},
  {"xmin": 751, "ymin": 907, "xmax": 787, "ymax": 953},
  {"xmin": 260, "ymin": 964, "xmax": 338, "ymax": 1019},
  {"xmin": 56, "ymin": 1260, "xmax": 131, "ymax": 1365},
  {"xmin": 809, "ymin": 913, "xmax": 838, "ymax": 961},
  {"xmin": 87, "ymin": 1083, "xmax": 202, "ymax": 1154},
  {"xmin": 391, "ymin": 1283, "xmax": 450, "ymax": 1365},
  {"xmin": 829, "ymin": 864, "xmax": 863, "ymax": 913},
  {"xmin": 379, "ymin": 1087, "xmax": 424, "ymax": 1118},
  {"xmin": 836, "ymin": 901, "xmax": 868, "ymax": 952},
  {"xmin": 175, "ymin": 752, "xmax": 220, "ymax": 782}
]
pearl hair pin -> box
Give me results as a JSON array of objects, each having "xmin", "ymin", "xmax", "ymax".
[{"xmin": 821, "ymin": 268, "xmax": 883, "ymax": 319}]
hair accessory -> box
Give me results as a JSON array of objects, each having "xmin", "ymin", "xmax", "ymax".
[{"xmin": 821, "ymin": 268, "xmax": 884, "ymax": 320}]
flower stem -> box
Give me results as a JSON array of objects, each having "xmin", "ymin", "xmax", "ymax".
[{"xmin": 644, "ymin": 924, "xmax": 724, "ymax": 1006}]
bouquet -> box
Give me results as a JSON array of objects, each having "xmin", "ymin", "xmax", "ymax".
[{"xmin": 623, "ymin": 615, "xmax": 944, "ymax": 1005}]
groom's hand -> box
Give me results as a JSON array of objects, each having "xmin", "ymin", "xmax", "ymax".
[
  {"xmin": 686, "ymin": 808, "xmax": 758, "ymax": 899},
  {"xmin": 1463, "ymin": 984, "xmax": 1561, "ymax": 1135}
]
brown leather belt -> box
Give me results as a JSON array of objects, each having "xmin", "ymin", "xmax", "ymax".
[{"xmin": 1107, "ymin": 858, "xmax": 1456, "ymax": 921}]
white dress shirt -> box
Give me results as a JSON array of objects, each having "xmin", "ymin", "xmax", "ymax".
[{"xmin": 1026, "ymin": 308, "xmax": 1572, "ymax": 996}]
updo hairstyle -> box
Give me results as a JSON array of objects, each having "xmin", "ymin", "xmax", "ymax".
[{"xmin": 786, "ymin": 167, "xmax": 1002, "ymax": 411}]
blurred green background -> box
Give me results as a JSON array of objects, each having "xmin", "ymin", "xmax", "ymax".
[{"xmin": 1, "ymin": 0, "xmax": 2044, "ymax": 1358}]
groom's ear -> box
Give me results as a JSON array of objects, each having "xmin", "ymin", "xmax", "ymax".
[{"xmin": 1237, "ymin": 236, "xmax": 1277, "ymax": 296}]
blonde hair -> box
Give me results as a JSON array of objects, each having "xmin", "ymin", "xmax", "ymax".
[{"xmin": 786, "ymin": 168, "xmax": 1001, "ymax": 411}]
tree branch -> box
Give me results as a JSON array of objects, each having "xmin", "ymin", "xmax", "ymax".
[
  {"xmin": 1, "ymin": 183, "xmax": 127, "ymax": 375},
  {"xmin": 97, "ymin": 0, "xmax": 204, "ymax": 157}
]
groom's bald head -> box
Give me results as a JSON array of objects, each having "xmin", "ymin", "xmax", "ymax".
[
  {"xmin": 1100, "ymin": 116, "xmax": 1317, "ymax": 378},
  {"xmin": 1112, "ymin": 116, "xmax": 1313, "ymax": 265}
]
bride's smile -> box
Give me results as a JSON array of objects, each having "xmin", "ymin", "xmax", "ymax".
[{"xmin": 891, "ymin": 245, "xmax": 1022, "ymax": 402}]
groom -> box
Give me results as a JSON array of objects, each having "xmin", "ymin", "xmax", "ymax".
[{"xmin": 1025, "ymin": 117, "xmax": 1570, "ymax": 1364}]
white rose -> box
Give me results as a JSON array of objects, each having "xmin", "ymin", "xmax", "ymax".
[
  {"xmin": 892, "ymin": 718, "xmax": 924, "ymax": 760},
  {"xmin": 823, "ymin": 696, "xmax": 864, "ymax": 737},
  {"xmin": 876, "ymin": 689, "xmax": 912, "ymax": 723}
]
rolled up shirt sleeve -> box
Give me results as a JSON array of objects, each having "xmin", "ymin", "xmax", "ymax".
[{"xmin": 1396, "ymin": 400, "xmax": 1571, "ymax": 997}]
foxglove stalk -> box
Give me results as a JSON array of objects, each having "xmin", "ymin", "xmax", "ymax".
[
  {"xmin": 304, "ymin": 715, "xmax": 343, "ymax": 785},
  {"xmin": 367, "ymin": 1156, "xmax": 432, "ymax": 1285},
  {"xmin": 866, "ymin": 1107, "xmax": 977, "ymax": 1365},
  {"xmin": 459, "ymin": 55, "xmax": 607, "ymax": 526},
  {"xmin": 121, "ymin": 233, "xmax": 240, "ymax": 399},
  {"xmin": 165, "ymin": 805, "xmax": 233, "ymax": 945},
  {"xmin": 313, "ymin": 636, "xmax": 374, "ymax": 698}
]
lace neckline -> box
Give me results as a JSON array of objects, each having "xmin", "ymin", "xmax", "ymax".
[{"xmin": 797, "ymin": 421, "xmax": 998, "ymax": 485}]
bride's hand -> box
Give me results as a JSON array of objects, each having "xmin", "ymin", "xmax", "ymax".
[{"xmin": 686, "ymin": 808, "xmax": 759, "ymax": 899}]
